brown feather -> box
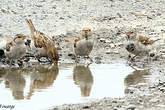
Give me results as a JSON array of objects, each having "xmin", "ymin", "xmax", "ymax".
[
  {"xmin": 138, "ymin": 36, "xmax": 160, "ymax": 46},
  {"xmin": 26, "ymin": 19, "xmax": 59, "ymax": 65}
]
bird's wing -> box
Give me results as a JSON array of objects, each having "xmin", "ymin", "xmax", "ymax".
[
  {"xmin": 74, "ymin": 36, "xmax": 85, "ymax": 47},
  {"xmin": 33, "ymin": 31, "xmax": 54, "ymax": 48},
  {"xmin": 64, "ymin": 36, "xmax": 84, "ymax": 47},
  {"xmin": 138, "ymin": 36, "xmax": 150, "ymax": 46}
]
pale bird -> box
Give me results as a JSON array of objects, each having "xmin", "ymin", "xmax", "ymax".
[
  {"xmin": 65, "ymin": 29, "xmax": 94, "ymax": 64},
  {"xmin": 5, "ymin": 34, "xmax": 27, "ymax": 65}
]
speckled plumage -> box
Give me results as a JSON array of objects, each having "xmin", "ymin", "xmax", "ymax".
[
  {"xmin": 26, "ymin": 19, "xmax": 59, "ymax": 65},
  {"xmin": 125, "ymin": 31, "xmax": 161, "ymax": 60}
]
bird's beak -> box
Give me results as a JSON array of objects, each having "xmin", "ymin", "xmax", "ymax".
[
  {"xmin": 21, "ymin": 35, "xmax": 27, "ymax": 40},
  {"xmin": 83, "ymin": 30, "xmax": 89, "ymax": 34},
  {"xmin": 126, "ymin": 31, "xmax": 131, "ymax": 36}
]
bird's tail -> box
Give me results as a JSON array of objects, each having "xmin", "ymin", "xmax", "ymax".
[
  {"xmin": 25, "ymin": 19, "xmax": 36, "ymax": 39},
  {"xmin": 52, "ymin": 48, "xmax": 59, "ymax": 65},
  {"xmin": 151, "ymin": 38, "xmax": 161, "ymax": 44}
]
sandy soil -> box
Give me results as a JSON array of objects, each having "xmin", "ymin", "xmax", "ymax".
[{"xmin": 1, "ymin": 0, "xmax": 165, "ymax": 110}]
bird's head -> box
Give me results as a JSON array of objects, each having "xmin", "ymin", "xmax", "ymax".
[
  {"xmin": 125, "ymin": 31, "xmax": 137, "ymax": 41},
  {"xmin": 82, "ymin": 29, "xmax": 92, "ymax": 39},
  {"xmin": 14, "ymin": 34, "xmax": 27, "ymax": 40},
  {"xmin": 14, "ymin": 34, "xmax": 27, "ymax": 43}
]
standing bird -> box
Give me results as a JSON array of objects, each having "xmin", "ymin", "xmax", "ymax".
[
  {"xmin": 26, "ymin": 19, "xmax": 59, "ymax": 65},
  {"xmin": 5, "ymin": 34, "xmax": 27, "ymax": 65},
  {"xmin": 125, "ymin": 31, "xmax": 161, "ymax": 61},
  {"xmin": 73, "ymin": 29, "xmax": 94, "ymax": 64}
]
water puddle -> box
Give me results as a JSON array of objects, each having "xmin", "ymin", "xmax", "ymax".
[{"xmin": 0, "ymin": 62, "xmax": 150, "ymax": 110}]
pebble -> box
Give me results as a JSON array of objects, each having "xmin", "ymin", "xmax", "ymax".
[
  {"xmin": 106, "ymin": 51, "xmax": 111, "ymax": 54},
  {"xmin": 99, "ymin": 38, "xmax": 106, "ymax": 43},
  {"xmin": 109, "ymin": 43, "xmax": 115, "ymax": 48}
]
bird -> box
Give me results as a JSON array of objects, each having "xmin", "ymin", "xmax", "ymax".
[
  {"xmin": 26, "ymin": 65, "xmax": 59, "ymax": 99},
  {"xmin": 5, "ymin": 68, "xmax": 26, "ymax": 100},
  {"xmin": 125, "ymin": 30, "xmax": 161, "ymax": 61},
  {"xmin": 73, "ymin": 65, "xmax": 93, "ymax": 97},
  {"xmin": 65, "ymin": 29, "xmax": 94, "ymax": 64},
  {"xmin": 5, "ymin": 34, "xmax": 27, "ymax": 65},
  {"xmin": 25, "ymin": 19, "xmax": 59, "ymax": 65}
]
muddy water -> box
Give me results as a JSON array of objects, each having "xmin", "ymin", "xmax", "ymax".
[{"xmin": 0, "ymin": 62, "xmax": 150, "ymax": 110}]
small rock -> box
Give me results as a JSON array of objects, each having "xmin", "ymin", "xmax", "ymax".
[
  {"xmin": 52, "ymin": 5, "xmax": 56, "ymax": 9},
  {"xmin": 106, "ymin": 51, "xmax": 111, "ymax": 54},
  {"xmin": 1, "ymin": 9, "xmax": 7, "ymax": 13},
  {"xmin": 117, "ymin": 13, "xmax": 122, "ymax": 18},
  {"xmin": 68, "ymin": 53, "xmax": 76, "ymax": 59},
  {"xmin": 99, "ymin": 38, "xmax": 106, "ymax": 43},
  {"xmin": 112, "ymin": 100, "xmax": 117, "ymax": 103},
  {"xmin": 158, "ymin": 87, "xmax": 165, "ymax": 92},
  {"xmin": 11, "ymin": 10, "xmax": 17, "ymax": 14},
  {"xmin": 59, "ymin": 17, "xmax": 65, "ymax": 20},
  {"xmin": 40, "ymin": 0, "xmax": 46, "ymax": 2},
  {"xmin": 127, "ymin": 106, "xmax": 135, "ymax": 110},
  {"xmin": 109, "ymin": 43, "xmax": 115, "ymax": 48},
  {"xmin": 29, "ymin": 59, "xmax": 38, "ymax": 63},
  {"xmin": 150, "ymin": 53, "xmax": 155, "ymax": 57},
  {"xmin": 82, "ymin": 105, "xmax": 90, "ymax": 109},
  {"xmin": 95, "ymin": 57, "xmax": 101, "ymax": 60},
  {"xmin": 35, "ymin": 5, "xmax": 42, "ymax": 7},
  {"xmin": 57, "ymin": 47, "xmax": 62, "ymax": 50},
  {"xmin": 33, "ymin": 12, "xmax": 37, "ymax": 14}
]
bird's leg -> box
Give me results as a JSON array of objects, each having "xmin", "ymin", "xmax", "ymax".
[
  {"xmin": 75, "ymin": 55, "xmax": 79, "ymax": 65},
  {"xmin": 9, "ymin": 60, "xmax": 13, "ymax": 67},
  {"xmin": 130, "ymin": 55, "xmax": 137, "ymax": 62},
  {"xmin": 85, "ymin": 55, "xmax": 93, "ymax": 66},
  {"xmin": 52, "ymin": 57, "xmax": 58, "ymax": 65},
  {"xmin": 128, "ymin": 64, "xmax": 137, "ymax": 70},
  {"xmin": 52, "ymin": 60, "xmax": 58, "ymax": 66},
  {"xmin": 146, "ymin": 53, "xmax": 151, "ymax": 63},
  {"xmin": 126, "ymin": 54, "xmax": 131, "ymax": 63}
]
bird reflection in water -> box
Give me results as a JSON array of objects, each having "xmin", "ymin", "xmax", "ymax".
[
  {"xmin": 5, "ymin": 68, "xmax": 26, "ymax": 100},
  {"xmin": 26, "ymin": 65, "xmax": 59, "ymax": 99},
  {"xmin": 124, "ymin": 69, "xmax": 150, "ymax": 94},
  {"xmin": 73, "ymin": 65, "xmax": 93, "ymax": 97},
  {"xmin": 0, "ymin": 68, "xmax": 6, "ymax": 84}
]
